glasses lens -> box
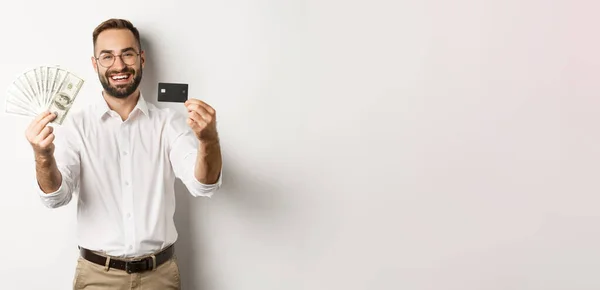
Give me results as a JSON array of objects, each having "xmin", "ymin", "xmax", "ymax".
[
  {"xmin": 99, "ymin": 54, "xmax": 114, "ymax": 67},
  {"xmin": 97, "ymin": 52, "xmax": 138, "ymax": 67},
  {"xmin": 122, "ymin": 52, "xmax": 137, "ymax": 65}
]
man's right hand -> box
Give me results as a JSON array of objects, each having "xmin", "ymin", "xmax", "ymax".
[{"xmin": 25, "ymin": 111, "xmax": 57, "ymax": 159}]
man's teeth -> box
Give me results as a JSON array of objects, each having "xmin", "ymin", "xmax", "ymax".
[{"xmin": 111, "ymin": 75, "xmax": 129, "ymax": 80}]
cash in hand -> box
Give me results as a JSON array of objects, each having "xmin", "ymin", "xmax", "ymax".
[{"xmin": 4, "ymin": 65, "xmax": 84, "ymax": 125}]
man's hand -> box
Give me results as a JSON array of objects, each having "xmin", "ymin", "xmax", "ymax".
[
  {"xmin": 26, "ymin": 111, "xmax": 62, "ymax": 194},
  {"xmin": 184, "ymin": 99, "xmax": 222, "ymax": 185},
  {"xmin": 25, "ymin": 111, "xmax": 57, "ymax": 159},
  {"xmin": 184, "ymin": 99, "xmax": 219, "ymax": 142}
]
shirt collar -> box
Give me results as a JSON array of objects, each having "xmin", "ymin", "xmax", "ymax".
[{"xmin": 94, "ymin": 91, "xmax": 149, "ymax": 119}]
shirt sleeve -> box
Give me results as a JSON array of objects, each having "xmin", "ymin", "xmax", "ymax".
[
  {"xmin": 36, "ymin": 124, "xmax": 81, "ymax": 208},
  {"xmin": 168, "ymin": 112, "xmax": 222, "ymax": 197}
]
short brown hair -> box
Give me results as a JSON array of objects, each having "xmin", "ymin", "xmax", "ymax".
[{"xmin": 92, "ymin": 18, "xmax": 141, "ymax": 52}]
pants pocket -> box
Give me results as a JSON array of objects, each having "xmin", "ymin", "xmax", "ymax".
[
  {"xmin": 171, "ymin": 255, "xmax": 181, "ymax": 287},
  {"xmin": 72, "ymin": 257, "xmax": 85, "ymax": 290}
]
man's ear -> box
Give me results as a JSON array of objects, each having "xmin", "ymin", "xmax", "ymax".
[
  {"xmin": 91, "ymin": 56, "xmax": 98, "ymax": 73},
  {"xmin": 140, "ymin": 50, "xmax": 146, "ymax": 69}
]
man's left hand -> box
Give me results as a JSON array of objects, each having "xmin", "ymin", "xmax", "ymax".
[{"xmin": 185, "ymin": 99, "xmax": 219, "ymax": 142}]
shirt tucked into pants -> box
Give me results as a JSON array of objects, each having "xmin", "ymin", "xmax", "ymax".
[
  {"xmin": 73, "ymin": 254, "xmax": 181, "ymax": 290},
  {"xmin": 34, "ymin": 95, "xmax": 221, "ymax": 290}
]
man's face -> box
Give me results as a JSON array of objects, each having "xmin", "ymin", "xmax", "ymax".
[{"xmin": 92, "ymin": 29, "xmax": 145, "ymax": 99}]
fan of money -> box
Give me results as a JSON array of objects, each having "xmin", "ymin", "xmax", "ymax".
[{"xmin": 4, "ymin": 65, "xmax": 84, "ymax": 125}]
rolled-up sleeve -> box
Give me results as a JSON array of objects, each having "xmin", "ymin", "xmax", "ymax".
[
  {"xmin": 37, "ymin": 125, "xmax": 81, "ymax": 208},
  {"xmin": 168, "ymin": 113, "xmax": 222, "ymax": 197}
]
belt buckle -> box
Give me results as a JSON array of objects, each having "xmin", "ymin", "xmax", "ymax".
[{"xmin": 125, "ymin": 259, "xmax": 148, "ymax": 274}]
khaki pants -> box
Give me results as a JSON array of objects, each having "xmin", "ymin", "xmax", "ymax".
[{"xmin": 72, "ymin": 254, "xmax": 181, "ymax": 290}]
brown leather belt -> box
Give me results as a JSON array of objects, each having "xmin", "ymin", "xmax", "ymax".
[{"xmin": 79, "ymin": 244, "xmax": 174, "ymax": 274}]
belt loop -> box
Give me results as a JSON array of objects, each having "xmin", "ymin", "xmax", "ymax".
[
  {"xmin": 104, "ymin": 256, "xmax": 111, "ymax": 271},
  {"xmin": 151, "ymin": 255, "xmax": 157, "ymax": 271}
]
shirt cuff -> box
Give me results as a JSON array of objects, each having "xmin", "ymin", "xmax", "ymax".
[
  {"xmin": 187, "ymin": 169, "xmax": 223, "ymax": 197},
  {"xmin": 37, "ymin": 178, "xmax": 64, "ymax": 197},
  {"xmin": 36, "ymin": 175, "xmax": 72, "ymax": 208}
]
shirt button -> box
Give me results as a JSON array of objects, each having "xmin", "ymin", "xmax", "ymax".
[
  {"xmin": 129, "ymin": 245, "xmax": 133, "ymax": 250},
  {"xmin": 127, "ymin": 213, "xmax": 131, "ymax": 218},
  {"xmin": 123, "ymin": 151, "xmax": 128, "ymax": 155},
  {"xmin": 125, "ymin": 181, "xmax": 129, "ymax": 186}
]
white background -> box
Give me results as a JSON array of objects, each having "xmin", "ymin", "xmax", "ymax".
[{"xmin": 0, "ymin": 0, "xmax": 598, "ymax": 289}]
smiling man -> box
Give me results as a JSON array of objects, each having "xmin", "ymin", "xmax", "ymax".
[{"xmin": 24, "ymin": 18, "xmax": 223, "ymax": 289}]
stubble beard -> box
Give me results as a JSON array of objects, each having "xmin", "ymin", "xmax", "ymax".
[{"xmin": 99, "ymin": 66, "xmax": 143, "ymax": 99}]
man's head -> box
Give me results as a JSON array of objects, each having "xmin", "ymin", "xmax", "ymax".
[{"xmin": 91, "ymin": 18, "xmax": 145, "ymax": 99}]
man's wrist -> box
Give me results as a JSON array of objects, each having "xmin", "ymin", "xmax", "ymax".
[
  {"xmin": 34, "ymin": 153, "xmax": 54, "ymax": 167},
  {"xmin": 198, "ymin": 136, "xmax": 220, "ymax": 146}
]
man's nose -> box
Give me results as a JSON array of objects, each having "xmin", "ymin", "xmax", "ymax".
[{"xmin": 112, "ymin": 55, "xmax": 127, "ymax": 69}]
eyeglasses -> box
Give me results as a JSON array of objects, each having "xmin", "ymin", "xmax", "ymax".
[{"xmin": 95, "ymin": 51, "xmax": 140, "ymax": 68}]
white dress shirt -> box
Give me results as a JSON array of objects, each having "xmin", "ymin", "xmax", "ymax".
[{"xmin": 36, "ymin": 93, "xmax": 222, "ymax": 258}]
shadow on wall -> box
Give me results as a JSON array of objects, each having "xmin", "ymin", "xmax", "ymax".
[
  {"xmin": 139, "ymin": 35, "xmax": 159, "ymax": 104},
  {"xmin": 217, "ymin": 156, "xmax": 289, "ymax": 219},
  {"xmin": 172, "ymin": 156, "xmax": 289, "ymax": 290},
  {"xmin": 138, "ymin": 35, "xmax": 207, "ymax": 289},
  {"xmin": 138, "ymin": 35, "xmax": 290, "ymax": 290},
  {"xmin": 173, "ymin": 180, "xmax": 208, "ymax": 290}
]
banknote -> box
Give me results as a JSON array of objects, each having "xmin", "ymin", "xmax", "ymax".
[
  {"xmin": 4, "ymin": 84, "xmax": 37, "ymax": 117},
  {"xmin": 35, "ymin": 66, "xmax": 48, "ymax": 107},
  {"xmin": 5, "ymin": 65, "xmax": 84, "ymax": 123},
  {"xmin": 47, "ymin": 71, "xmax": 84, "ymax": 124}
]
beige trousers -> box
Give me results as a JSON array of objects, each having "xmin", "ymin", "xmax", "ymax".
[{"xmin": 72, "ymin": 254, "xmax": 181, "ymax": 290}]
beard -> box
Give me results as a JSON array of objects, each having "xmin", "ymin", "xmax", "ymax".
[{"xmin": 98, "ymin": 66, "xmax": 143, "ymax": 99}]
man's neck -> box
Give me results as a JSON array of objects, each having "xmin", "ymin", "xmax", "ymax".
[{"xmin": 103, "ymin": 90, "xmax": 140, "ymax": 121}]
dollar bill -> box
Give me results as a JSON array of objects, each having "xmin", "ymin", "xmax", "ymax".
[
  {"xmin": 24, "ymin": 69, "xmax": 42, "ymax": 109},
  {"xmin": 4, "ymin": 65, "xmax": 85, "ymax": 123},
  {"xmin": 4, "ymin": 85, "xmax": 37, "ymax": 117},
  {"xmin": 36, "ymin": 66, "xmax": 48, "ymax": 107},
  {"xmin": 47, "ymin": 71, "xmax": 84, "ymax": 124}
]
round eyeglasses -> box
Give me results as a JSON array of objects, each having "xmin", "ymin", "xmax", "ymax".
[{"xmin": 95, "ymin": 51, "xmax": 140, "ymax": 68}]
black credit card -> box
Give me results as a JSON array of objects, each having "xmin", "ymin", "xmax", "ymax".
[{"xmin": 158, "ymin": 83, "xmax": 188, "ymax": 102}]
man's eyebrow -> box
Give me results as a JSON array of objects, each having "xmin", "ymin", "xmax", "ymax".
[
  {"xmin": 98, "ymin": 47, "xmax": 137, "ymax": 54},
  {"xmin": 120, "ymin": 47, "xmax": 136, "ymax": 53}
]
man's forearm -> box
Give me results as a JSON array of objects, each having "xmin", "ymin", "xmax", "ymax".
[
  {"xmin": 194, "ymin": 139, "xmax": 222, "ymax": 184},
  {"xmin": 35, "ymin": 155, "xmax": 62, "ymax": 193}
]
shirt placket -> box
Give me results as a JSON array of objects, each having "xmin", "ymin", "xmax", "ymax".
[{"xmin": 119, "ymin": 121, "xmax": 136, "ymax": 255}]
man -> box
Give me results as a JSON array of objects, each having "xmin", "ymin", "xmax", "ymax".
[{"xmin": 24, "ymin": 18, "xmax": 222, "ymax": 289}]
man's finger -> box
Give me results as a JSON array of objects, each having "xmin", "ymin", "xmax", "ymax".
[
  {"xmin": 31, "ymin": 113, "xmax": 56, "ymax": 135},
  {"xmin": 39, "ymin": 133, "xmax": 55, "ymax": 148},
  {"xmin": 38, "ymin": 126, "xmax": 53, "ymax": 141},
  {"xmin": 187, "ymin": 118, "xmax": 200, "ymax": 131},
  {"xmin": 187, "ymin": 104, "xmax": 212, "ymax": 121},
  {"xmin": 188, "ymin": 111, "xmax": 207, "ymax": 127},
  {"xmin": 34, "ymin": 128, "xmax": 50, "ymax": 144},
  {"xmin": 185, "ymin": 99, "xmax": 215, "ymax": 115},
  {"xmin": 185, "ymin": 101, "xmax": 210, "ymax": 112},
  {"xmin": 27, "ymin": 111, "xmax": 51, "ymax": 131},
  {"xmin": 34, "ymin": 111, "xmax": 52, "ymax": 123},
  {"xmin": 188, "ymin": 110, "xmax": 199, "ymax": 122}
]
